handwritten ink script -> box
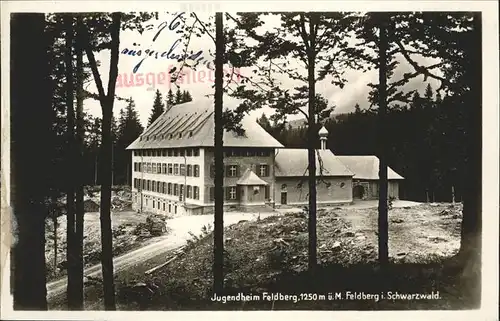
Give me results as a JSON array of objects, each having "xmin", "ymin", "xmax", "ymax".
[{"xmin": 121, "ymin": 12, "xmax": 211, "ymax": 74}]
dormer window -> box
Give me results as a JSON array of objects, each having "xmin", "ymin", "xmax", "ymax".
[
  {"xmin": 178, "ymin": 133, "xmax": 182, "ymax": 138},
  {"xmin": 189, "ymin": 131, "xmax": 193, "ymax": 137},
  {"xmin": 169, "ymin": 133, "xmax": 173, "ymax": 139}
]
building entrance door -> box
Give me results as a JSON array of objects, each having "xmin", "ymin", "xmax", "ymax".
[{"xmin": 281, "ymin": 191, "xmax": 287, "ymax": 205}]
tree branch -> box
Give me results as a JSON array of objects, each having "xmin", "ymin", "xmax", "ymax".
[{"xmin": 395, "ymin": 39, "xmax": 451, "ymax": 87}]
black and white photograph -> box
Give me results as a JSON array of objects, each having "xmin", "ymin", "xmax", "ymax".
[{"xmin": 1, "ymin": 1, "xmax": 498, "ymax": 319}]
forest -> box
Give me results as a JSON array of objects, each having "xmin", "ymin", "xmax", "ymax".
[{"xmin": 257, "ymin": 83, "xmax": 467, "ymax": 202}]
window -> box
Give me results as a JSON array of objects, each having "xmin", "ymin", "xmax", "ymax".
[
  {"xmin": 180, "ymin": 164, "xmax": 186, "ymax": 176},
  {"xmin": 162, "ymin": 163, "xmax": 167, "ymax": 174},
  {"xmin": 194, "ymin": 165, "xmax": 200, "ymax": 177},
  {"xmin": 187, "ymin": 185, "xmax": 192, "ymax": 198},
  {"xmin": 142, "ymin": 179, "xmax": 146, "ymax": 190},
  {"xmin": 180, "ymin": 149, "xmax": 185, "ymax": 157},
  {"xmin": 173, "ymin": 184, "xmax": 179, "ymax": 196},
  {"xmin": 168, "ymin": 204, "xmax": 172, "ymax": 213},
  {"xmin": 209, "ymin": 187, "xmax": 215, "ymax": 201},
  {"xmin": 173, "ymin": 149, "xmax": 179, "ymax": 157},
  {"xmin": 163, "ymin": 182, "xmax": 167, "ymax": 194},
  {"xmin": 167, "ymin": 183, "xmax": 172, "ymax": 195},
  {"xmin": 147, "ymin": 163, "xmax": 152, "ymax": 173},
  {"xmin": 152, "ymin": 163, "xmax": 157, "ymax": 174},
  {"xmin": 186, "ymin": 149, "xmax": 192, "ymax": 157},
  {"xmin": 228, "ymin": 165, "xmax": 238, "ymax": 177},
  {"xmin": 187, "ymin": 165, "xmax": 192, "ymax": 176},
  {"xmin": 168, "ymin": 163, "xmax": 173, "ymax": 175},
  {"xmin": 264, "ymin": 186, "xmax": 270, "ymax": 200},
  {"xmin": 259, "ymin": 164, "xmax": 269, "ymax": 177},
  {"xmin": 174, "ymin": 205, "xmax": 177, "ymax": 214},
  {"xmin": 281, "ymin": 184, "xmax": 287, "ymax": 191},
  {"xmin": 147, "ymin": 180, "xmax": 151, "ymax": 191},
  {"xmin": 167, "ymin": 149, "xmax": 172, "ymax": 157},
  {"xmin": 194, "ymin": 186, "xmax": 199, "ymax": 200},
  {"xmin": 228, "ymin": 186, "xmax": 237, "ymax": 200},
  {"xmin": 162, "ymin": 149, "xmax": 167, "ymax": 156},
  {"xmin": 174, "ymin": 164, "xmax": 179, "ymax": 175},
  {"xmin": 157, "ymin": 163, "xmax": 162, "ymax": 173},
  {"xmin": 139, "ymin": 163, "xmax": 143, "ymax": 172},
  {"xmin": 154, "ymin": 181, "xmax": 158, "ymax": 192},
  {"xmin": 193, "ymin": 148, "xmax": 199, "ymax": 157},
  {"xmin": 179, "ymin": 185, "xmax": 184, "ymax": 200},
  {"xmin": 134, "ymin": 163, "xmax": 137, "ymax": 172},
  {"xmin": 340, "ymin": 182, "xmax": 346, "ymax": 188},
  {"xmin": 153, "ymin": 200, "xmax": 155, "ymax": 209},
  {"xmin": 163, "ymin": 203, "xmax": 166, "ymax": 211},
  {"xmin": 246, "ymin": 150, "xmax": 254, "ymax": 157}
]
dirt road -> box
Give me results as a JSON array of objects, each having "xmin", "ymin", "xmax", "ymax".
[{"xmin": 46, "ymin": 212, "xmax": 278, "ymax": 300}]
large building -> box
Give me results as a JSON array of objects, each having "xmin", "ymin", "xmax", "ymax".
[{"xmin": 126, "ymin": 98, "xmax": 404, "ymax": 215}]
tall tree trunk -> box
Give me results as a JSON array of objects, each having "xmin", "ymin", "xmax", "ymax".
[
  {"xmin": 100, "ymin": 105, "xmax": 116, "ymax": 309},
  {"xmin": 74, "ymin": 15, "xmax": 85, "ymax": 309},
  {"xmin": 64, "ymin": 14, "xmax": 78, "ymax": 309},
  {"xmin": 10, "ymin": 12, "xmax": 49, "ymax": 310},
  {"xmin": 377, "ymin": 14, "xmax": 389, "ymax": 265},
  {"xmin": 458, "ymin": 13, "xmax": 481, "ymax": 302},
  {"xmin": 83, "ymin": 12, "xmax": 121, "ymax": 310},
  {"xmin": 307, "ymin": 13, "xmax": 317, "ymax": 271},
  {"xmin": 213, "ymin": 11, "xmax": 225, "ymax": 294}
]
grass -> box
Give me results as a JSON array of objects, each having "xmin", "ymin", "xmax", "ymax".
[{"xmin": 110, "ymin": 203, "xmax": 478, "ymax": 310}]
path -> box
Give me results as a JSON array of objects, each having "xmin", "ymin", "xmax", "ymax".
[
  {"xmin": 46, "ymin": 211, "xmax": 278, "ymax": 300},
  {"xmin": 275, "ymin": 199, "xmax": 422, "ymax": 214}
]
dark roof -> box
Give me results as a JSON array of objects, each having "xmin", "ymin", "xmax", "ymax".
[
  {"xmin": 275, "ymin": 148, "xmax": 354, "ymax": 177},
  {"xmin": 126, "ymin": 97, "xmax": 284, "ymax": 150},
  {"xmin": 336, "ymin": 156, "xmax": 404, "ymax": 180}
]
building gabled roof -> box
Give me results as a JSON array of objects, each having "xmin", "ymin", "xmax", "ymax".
[
  {"xmin": 335, "ymin": 155, "xmax": 404, "ymax": 180},
  {"xmin": 126, "ymin": 97, "xmax": 284, "ymax": 150},
  {"xmin": 275, "ymin": 148, "xmax": 354, "ymax": 177},
  {"xmin": 236, "ymin": 169, "xmax": 269, "ymax": 186}
]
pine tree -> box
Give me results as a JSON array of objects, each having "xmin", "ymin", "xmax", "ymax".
[
  {"xmin": 424, "ymin": 83, "xmax": 434, "ymax": 100},
  {"xmin": 182, "ymin": 90, "xmax": 193, "ymax": 103},
  {"xmin": 257, "ymin": 113, "xmax": 272, "ymax": 131},
  {"xmin": 166, "ymin": 88, "xmax": 175, "ymax": 107},
  {"xmin": 410, "ymin": 91, "xmax": 422, "ymax": 109},
  {"xmin": 116, "ymin": 98, "xmax": 144, "ymax": 185},
  {"xmin": 175, "ymin": 88, "xmax": 183, "ymax": 104},
  {"xmin": 148, "ymin": 89, "xmax": 165, "ymax": 126}
]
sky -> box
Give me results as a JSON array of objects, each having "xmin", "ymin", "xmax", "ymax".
[{"xmin": 85, "ymin": 12, "xmax": 440, "ymax": 127}]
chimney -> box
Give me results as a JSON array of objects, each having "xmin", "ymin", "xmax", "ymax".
[{"xmin": 318, "ymin": 126, "xmax": 328, "ymax": 150}]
